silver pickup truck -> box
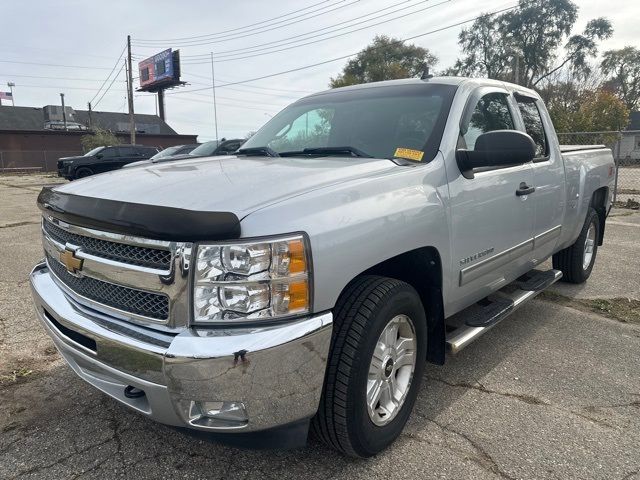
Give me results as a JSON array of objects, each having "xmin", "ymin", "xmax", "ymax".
[{"xmin": 30, "ymin": 77, "xmax": 615, "ymax": 457}]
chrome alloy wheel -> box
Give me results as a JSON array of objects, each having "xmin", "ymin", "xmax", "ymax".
[
  {"xmin": 366, "ymin": 314, "xmax": 417, "ymax": 426},
  {"xmin": 583, "ymin": 221, "xmax": 597, "ymax": 270}
]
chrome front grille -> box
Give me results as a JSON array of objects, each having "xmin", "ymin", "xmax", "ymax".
[
  {"xmin": 47, "ymin": 254, "xmax": 169, "ymax": 320},
  {"xmin": 41, "ymin": 216, "xmax": 191, "ymax": 329},
  {"xmin": 43, "ymin": 219, "xmax": 172, "ymax": 269}
]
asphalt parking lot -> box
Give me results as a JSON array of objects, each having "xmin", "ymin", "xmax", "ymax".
[{"xmin": 1, "ymin": 174, "xmax": 639, "ymax": 480}]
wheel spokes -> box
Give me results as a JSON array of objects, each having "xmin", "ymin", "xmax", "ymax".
[
  {"xmin": 367, "ymin": 378, "xmax": 383, "ymax": 411},
  {"xmin": 366, "ymin": 314, "xmax": 418, "ymax": 426}
]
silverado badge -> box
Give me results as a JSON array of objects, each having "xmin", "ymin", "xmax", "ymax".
[{"xmin": 60, "ymin": 248, "xmax": 83, "ymax": 275}]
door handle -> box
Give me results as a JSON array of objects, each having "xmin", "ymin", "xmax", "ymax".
[{"xmin": 516, "ymin": 182, "xmax": 535, "ymax": 196}]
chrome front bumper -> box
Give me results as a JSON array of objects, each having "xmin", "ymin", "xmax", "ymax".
[{"xmin": 30, "ymin": 262, "xmax": 333, "ymax": 434}]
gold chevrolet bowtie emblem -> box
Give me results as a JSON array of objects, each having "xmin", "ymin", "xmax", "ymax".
[{"xmin": 60, "ymin": 248, "xmax": 83, "ymax": 274}]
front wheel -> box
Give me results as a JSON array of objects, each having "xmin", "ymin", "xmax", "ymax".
[
  {"xmin": 553, "ymin": 207, "xmax": 600, "ymax": 283},
  {"xmin": 74, "ymin": 167, "xmax": 94, "ymax": 179},
  {"xmin": 312, "ymin": 276, "xmax": 426, "ymax": 457}
]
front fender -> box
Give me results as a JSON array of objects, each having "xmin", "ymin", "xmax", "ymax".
[{"xmin": 239, "ymin": 156, "xmax": 451, "ymax": 312}]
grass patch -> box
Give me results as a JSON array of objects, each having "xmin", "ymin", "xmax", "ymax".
[
  {"xmin": 0, "ymin": 368, "xmax": 34, "ymax": 385},
  {"xmin": 540, "ymin": 291, "xmax": 640, "ymax": 324}
]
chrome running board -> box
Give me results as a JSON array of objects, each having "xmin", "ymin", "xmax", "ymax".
[{"xmin": 446, "ymin": 269, "xmax": 563, "ymax": 354}]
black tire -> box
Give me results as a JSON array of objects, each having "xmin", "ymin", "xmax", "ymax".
[
  {"xmin": 553, "ymin": 207, "xmax": 600, "ymax": 284},
  {"xmin": 74, "ymin": 167, "xmax": 94, "ymax": 179},
  {"xmin": 312, "ymin": 275, "xmax": 427, "ymax": 457}
]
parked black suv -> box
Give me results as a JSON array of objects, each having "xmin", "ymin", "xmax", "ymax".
[{"xmin": 57, "ymin": 145, "xmax": 159, "ymax": 180}]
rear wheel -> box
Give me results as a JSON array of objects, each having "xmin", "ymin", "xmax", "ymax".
[
  {"xmin": 74, "ymin": 167, "xmax": 94, "ymax": 179},
  {"xmin": 312, "ymin": 276, "xmax": 426, "ymax": 457},
  {"xmin": 553, "ymin": 207, "xmax": 600, "ymax": 284}
]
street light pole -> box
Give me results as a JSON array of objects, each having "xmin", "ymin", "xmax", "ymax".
[
  {"xmin": 7, "ymin": 82, "xmax": 15, "ymax": 106},
  {"xmin": 210, "ymin": 52, "xmax": 219, "ymax": 142}
]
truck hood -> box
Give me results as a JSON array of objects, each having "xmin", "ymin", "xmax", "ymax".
[{"xmin": 54, "ymin": 155, "xmax": 398, "ymax": 218}]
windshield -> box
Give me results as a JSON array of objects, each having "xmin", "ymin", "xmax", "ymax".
[
  {"xmin": 190, "ymin": 141, "xmax": 219, "ymax": 157},
  {"xmin": 84, "ymin": 147, "xmax": 104, "ymax": 157},
  {"xmin": 151, "ymin": 146, "xmax": 181, "ymax": 160},
  {"xmin": 242, "ymin": 83, "xmax": 457, "ymax": 161}
]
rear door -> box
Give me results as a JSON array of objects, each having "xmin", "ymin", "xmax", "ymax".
[
  {"xmin": 513, "ymin": 93, "xmax": 565, "ymax": 263},
  {"xmin": 117, "ymin": 146, "xmax": 142, "ymax": 166},
  {"xmin": 446, "ymin": 88, "xmax": 535, "ymax": 312}
]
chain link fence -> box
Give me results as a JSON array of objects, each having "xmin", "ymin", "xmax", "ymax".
[
  {"xmin": 2, "ymin": 134, "xmax": 640, "ymax": 209},
  {"xmin": 0, "ymin": 150, "xmax": 82, "ymax": 173},
  {"xmin": 557, "ymin": 131, "xmax": 640, "ymax": 209}
]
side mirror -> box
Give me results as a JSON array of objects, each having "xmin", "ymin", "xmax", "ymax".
[
  {"xmin": 456, "ymin": 130, "xmax": 536, "ymax": 179},
  {"xmin": 96, "ymin": 154, "xmax": 103, "ymax": 159}
]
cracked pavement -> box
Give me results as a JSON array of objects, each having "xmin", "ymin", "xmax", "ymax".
[{"xmin": 1, "ymin": 174, "xmax": 639, "ymax": 479}]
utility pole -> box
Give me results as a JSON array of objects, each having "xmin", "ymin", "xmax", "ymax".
[
  {"xmin": 157, "ymin": 89, "xmax": 165, "ymax": 121},
  {"xmin": 7, "ymin": 82, "xmax": 15, "ymax": 106},
  {"xmin": 210, "ymin": 51, "xmax": 219, "ymax": 142},
  {"xmin": 126, "ymin": 35, "xmax": 136, "ymax": 145},
  {"xmin": 60, "ymin": 93, "xmax": 67, "ymax": 131},
  {"xmin": 87, "ymin": 102, "xmax": 93, "ymax": 129},
  {"xmin": 513, "ymin": 54, "xmax": 520, "ymax": 86}
]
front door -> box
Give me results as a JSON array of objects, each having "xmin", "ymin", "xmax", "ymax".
[{"xmin": 446, "ymin": 89, "xmax": 535, "ymax": 315}]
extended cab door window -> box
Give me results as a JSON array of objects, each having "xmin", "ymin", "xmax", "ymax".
[
  {"xmin": 515, "ymin": 96, "xmax": 548, "ymax": 160},
  {"xmin": 462, "ymin": 92, "xmax": 515, "ymax": 150}
]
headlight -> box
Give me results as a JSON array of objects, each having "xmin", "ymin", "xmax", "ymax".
[{"xmin": 193, "ymin": 234, "xmax": 311, "ymax": 324}]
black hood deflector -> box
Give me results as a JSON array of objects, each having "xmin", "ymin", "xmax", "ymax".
[{"xmin": 37, "ymin": 187, "xmax": 241, "ymax": 242}]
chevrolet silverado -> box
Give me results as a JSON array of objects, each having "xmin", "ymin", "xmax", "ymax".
[{"xmin": 31, "ymin": 77, "xmax": 615, "ymax": 457}]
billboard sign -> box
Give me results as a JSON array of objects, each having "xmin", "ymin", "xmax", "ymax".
[{"xmin": 138, "ymin": 49, "xmax": 181, "ymax": 91}]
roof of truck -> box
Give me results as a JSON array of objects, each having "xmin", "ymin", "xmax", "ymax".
[{"xmin": 305, "ymin": 76, "xmax": 539, "ymax": 99}]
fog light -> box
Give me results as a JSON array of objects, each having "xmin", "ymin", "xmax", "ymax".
[{"xmin": 188, "ymin": 401, "xmax": 248, "ymax": 429}]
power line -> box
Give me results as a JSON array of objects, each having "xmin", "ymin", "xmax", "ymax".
[
  {"xmin": 89, "ymin": 44, "xmax": 127, "ymax": 105},
  {"xmin": 0, "ymin": 73, "xmax": 127, "ymax": 83},
  {"xmin": 133, "ymin": 0, "xmax": 334, "ymax": 42},
  {"xmin": 10, "ymin": 83, "xmax": 127, "ymax": 92},
  {"xmin": 93, "ymin": 63, "xmax": 126, "ymax": 109},
  {"xmin": 172, "ymin": 91, "xmax": 288, "ymax": 108},
  {"xmin": 135, "ymin": 0, "xmax": 346, "ymax": 45},
  {"xmin": 131, "ymin": 0, "xmax": 361, "ymax": 48},
  {"xmin": 170, "ymin": 95, "xmax": 285, "ymax": 112},
  {"xmin": 179, "ymin": 78, "xmax": 308, "ymax": 98},
  {"xmin": 182, "ymin": 0, "xmax": 451, "ymax": 64},
  {"xmin": 0, "ymin": 59, "xmax": 116, "ymax": 70},
  {"xmin": 171, "ymin": 2, "xmax": 522, "ymax": 91},
  {"xmin": 182, "ymin": 71, "xmax": 314, "ymax": 93},
  {"xmin": 182, "ymin": 0, "xmax": 436, "ymax": 59}
]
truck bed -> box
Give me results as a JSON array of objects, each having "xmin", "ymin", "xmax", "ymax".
[{"xmin": 559, "ymin": 144, "xmax": 607, "ymax": 153}]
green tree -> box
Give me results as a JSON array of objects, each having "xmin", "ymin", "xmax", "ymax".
[
  {"xmin": 450, "ymin": 0, "xmax": 612, "ymax": 88},
  {"xmin": 80, "ymin": 127, "xmax": 120, "ymax": 152},
  {"xmin": 549, "ymin": 89, "xmax": 628, "ymax": 134},
  {"xmin": 601, "ymin": 47, "xmax": 640, "ymax": 111},
  {"xmin": 330, "ymin": 35, "xmax": 437, "ymax": 88},
  {"xmin": 452, "ymin": 14, "xmax": 513, "ymax": 80}
]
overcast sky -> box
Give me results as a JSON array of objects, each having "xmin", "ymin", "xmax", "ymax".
[{"xmin": 2, "ymin": 0, "xmax": 638, "ymax": 141}]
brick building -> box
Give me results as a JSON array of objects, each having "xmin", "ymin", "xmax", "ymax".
[{"xmin": 0, "ymin": 105, "xmax": 198, "ymax": 172}]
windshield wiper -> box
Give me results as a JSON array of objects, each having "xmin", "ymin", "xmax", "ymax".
[
  {"xmin": 236, "ymin": 146, "xmax": 280, "ymax": 157},
  {"xmin": 279, "ymin": 146, "xmax": 373, "ymax": 158}
]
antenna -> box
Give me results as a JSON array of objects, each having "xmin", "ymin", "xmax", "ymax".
[{"xmin": 421, "ymin": 64, "xmax": 433, "ymax": 80}]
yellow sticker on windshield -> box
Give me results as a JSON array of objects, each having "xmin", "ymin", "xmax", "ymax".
[{"xmin": 394, "ymin": 147, "xmax": 424, "ymax": 162}]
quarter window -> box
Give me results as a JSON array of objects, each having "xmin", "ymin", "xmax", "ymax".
[
  {"xmin": 516, "ymin": 96, "xmax": 548, "ymax": 159},
  {"xmin": 462, "ymin": 93, "xmax": 515, "ymax": 150}
]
